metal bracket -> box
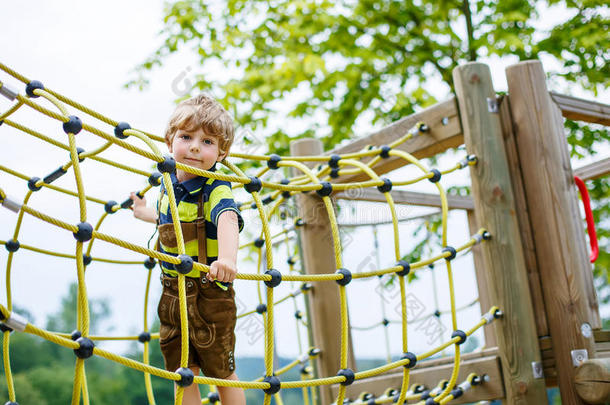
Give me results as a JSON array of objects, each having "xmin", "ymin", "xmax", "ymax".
[
  {"xmin": 4, "ymin": 312, "xmax": 27, "ymax": 332},
  {"xmin": 487, "ymin": 97, "xmax": 499, "ymax": 113},
  {"xmin": 531, "ymin": 361, "xmax": 544, "ymax": 378},
  {"xmin": 0, "ymin": 82, "xmax": 18, "ymax": 101},
  {"xmin": 571, "ymin": 349, "xmax": 589, "ymax": 367},
  {"xmin": 581, "ymin": 322, "xmax": 593, "ymax": 338}
]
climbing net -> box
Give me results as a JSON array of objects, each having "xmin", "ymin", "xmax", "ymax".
[{"xmin": 0, "ymin": 62, "xmax": 501, "ymax": 405}]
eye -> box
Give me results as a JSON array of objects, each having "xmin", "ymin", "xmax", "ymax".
[
  {"xmin": 203, "ymin": 139, "xmax": 213, "ymax": 145},
  {"xmin": 180, "ymin": 134, "xmax": 191, "ymax": 140}
]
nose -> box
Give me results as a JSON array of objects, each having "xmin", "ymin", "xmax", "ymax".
[{"xmin": 189, "ymin": 141, "xmax": 200, "ymax": 153}]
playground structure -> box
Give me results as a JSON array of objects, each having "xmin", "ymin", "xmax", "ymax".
[{"xmin": 0, "ymin": 59, "xmax": 608, "ymax": 405}]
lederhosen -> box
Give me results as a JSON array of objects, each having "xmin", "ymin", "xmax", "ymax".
[{"xmin": 156, "ymin": 183, "xmax": 237, "ymax": 378}]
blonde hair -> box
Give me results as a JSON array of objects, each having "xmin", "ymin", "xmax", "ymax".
[{"xmin": 165, "ymin": 94, "xmax": 235, "ymax": 155}]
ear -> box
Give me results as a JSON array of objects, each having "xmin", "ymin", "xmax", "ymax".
[
  {"xmin": 217, "ymin": 150, "xmax": 228, "ymax": 161},
  {"xmin": 167, "ymin": 139, "xmax": 173, "ymax": 153}
]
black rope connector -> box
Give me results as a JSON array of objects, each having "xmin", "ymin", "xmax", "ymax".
[
  {"xmin": 294, "ymin": 310, "xmax": 302, "ymax": 320},
  {"xmin": 138, "ymin": 332, "xmax": 151, "ymax": 343},
  {"xmin": 245, "ymin": 177, "xmax": 262, "ymax": 193},
  {"xmin": 382, "ymin": 318, "xmax": 389, "ymax": 326},
  {"xmin": 482, "ymin": 231, "xmax": 491, "ymax": 240},
  {"xmin": 76, "ymin": 147, "xmax": 86, "ymax": 162},
  {"xmin": 450, "ymin": 388, "xmax": 463, "ymax": 399},
  {"xmin": 74, "ymin": 337, "xmax": 95, "ymax": 359},
  {"xmin": 263, "ymin": 375, "xmax": 281, "ymax": 394},
  {"xmin": 467, "ymin": 154, "xmax": 477, "ymax": 164},
  {"xmin": 395, "ymin": 260, "xmax": 410, "ymax": 277},
  {"xmin": 256, "ymin": 304, "xmax": 267, "ymax": 314},
  {"xmin": 442, "ymin": 246, "xmax": 457, "ymax": 261},
  {"xmin": 316, "ymin": 181, "xmax": 333, "ymax": 197},
  {"xmin": 71, "ymin": 330, "xmax": 82, "ymax": 341},
  {"xmin": 380, "ymin": 145, "xmax": 391, "ymax": 159},
  {"xmin": 425, "ymin": 397, "xmax": 438, "ymax": 405},
  {"xmin": 44, "ymin": 166, "xmax": 68, "ymax": 184},
  {"xmin": 328, "ymin": 154, "xmax": 341, "ymax": 169},
  {"xmin": 295, "ymin": 218, "xmax": 304, "ymax": 227},
  {"xmin": 287, "ymin": 256, "xmax": 296, "ymax": 266},
  {"xmin": 5, "ymin": 239, "xmax": 20, "ymax": 253},
  {"xmin": 104, "ymin": 200, "xmax": 118, "ymax": 214},
  {"xmin": 309, "ymin": 348, "xmax": 321, "ymax": 357},
  {"xmin": 264, "ymin": 269, "xmax": 282, "ymax": 288},
  {"xmin": 250, "ymin": 202, "xmax": 257, "ymax": 209},
  {"xmin": 401, "ymin": 352, "xmax": 417, "ymax": 369},
  {"xmin": 25, "ymin": 80, "xmax": 44, "ymax": 98},
  {"xmin": 267, "ymin": 154, "xmax": 281, "ymax": 170},
  {"xmin": 335, "ymin": 268, "xmax": 352, "ymax": 286},
  {"xmin": 299, "ymin": 365, "xmax": 310, "ymax": 376},
  {"xmin": 377, "ymin": 178, "xmax": 392, "ymax": 193},
  {"xmin": 148, "ymin": 172, "xmax": 162, "ymax": 187},
  {"xmin": 157, "ymin": 155, "xmax": 176, "ymax": 173},
  {"xmin": 144, "ymin": 257, "xmax": 156, "ymax": 270},
  {"xmin": 254, "ymin": 238, "xmax": 265, "ymax": 248},
  {"xmin": 300, "ymin": 283, "xmax": 312, "ymax": 292},
  {"xmin": 451, "ymin": 329, "xmax": 467, "ymax": 345},
  {"xmin": 330, "ymin": 167, "xmax": 340, "ymax": 179},
  {"xmin": 175, "ymin": 367, "xmax": 194, "ymax": 387},
  {"xmin": 262, "ymin": 196, "xmax": 273, "ymax": 205},
  {"xmin": 175, "ymin": 254, "xmax": 193, "ymax": 275},
  {"xmin": 420, "ymin": 390, "xmax": 431, "ymax": 400},
  {"xmin": 337, "ymin": 368, "xmax": 355, "ymax": 386},
  {"xmin": 121, "ymin": 196, "xmax": 136, "ymax": 209},
  {"xmin": 471, "ymin": 375, "xmax": 483, "ymax": 385},
  {"xmin": 27, "ymin": 177, "xmax": 42, "ymax": 192},
  {"xmin": 280, "ymin": 179, "xmax": 291, "ymax": 199},
  {"xmin": 82, "ymin": 254, "xmax": 92, "ymax": 266},
  {"xmin": 63, "ymin": 115, "xmax": 83, "ymax": 135},
  {"xmin": 493, "ymin": 308, "xmax": 503, "ymax": 319},
  {"xmin": 114, "ymin": 122, "xmax": 131, "ymax": 139},
  {"xmin": 73, "ymin": 222, "xmax": 93, "ymax": 242},
  {"xmin": 0, "ymin": 324, "xmax": 13, "ymax": 333},
  {"xmin": 428, "ymin": 169, "xmax": 442, "ymax": 183},
  {"xmin": 207, "ymin": 392, "xmax": 220, "ymax": 404},
  {"xmin": 433, "ymin": 309, "xmax": 441, "ymax": 318}
]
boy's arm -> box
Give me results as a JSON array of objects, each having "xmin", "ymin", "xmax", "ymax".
[
  {"xmin": 208, "ymin": 211, "xmax": 239, "ymax": 283},
  {"xmin": 129, "ymin": 192, "xmax": 158, "ymax": 224}
]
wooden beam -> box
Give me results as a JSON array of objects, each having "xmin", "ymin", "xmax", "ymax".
[
  {"xmin": 290, "ymin": 138, "xmax": 356, "ymax": 405},
  {"xmin": 453, "ymin": 62, "xmax": 548, "ymax": 403},
  {"xmin": 574, "ymin": 359, "xmax": 610, "ymax": 404},
  {"xmin": 328, "ymin": 98, "xmax": 463, "ymax": 183},
  {"xmin": 333, "ymin": 188, "xmax": 474, "ymax": 210},
  {"xmin": 506, "ymin": 60, "xmax": 599, "ymax": 404},
  {"xmin": 329, "ymin": 349, "xmax": 505, "ymax": 404},
  {"xmin": 551, "ymin": 92, "xmax": 610, "ymax": 126},
  {"xmin": 499, "ymin": 95, "xmax": 549, "ymax": 338},
  {"xmin": 574, "ymin": 157, "xmax": 610, "ymax": 181}
]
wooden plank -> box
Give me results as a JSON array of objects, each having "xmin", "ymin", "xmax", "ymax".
[
  {"xmin": 290, "ymin": 138, "xmax": 356, "ymax": 405},
  {"xmin": 453, "ymin": 62, "xmax": 548, "ymax": 404},
  {"xmin": 574, "ymin": 359, "xmax": 610, "ymax": 404},
  {"xmin": 328, "ymin": 98, "xmax": 463, "ymax": 183},
  {"xmin": 499, "ymin": 95, "xmax": 549, "ymax": 338},
  {"xmin": 551, "ymin": 92, "xmax": 610, "ymax": 126},
  {"xmin": 467, "ymin": 210, "xmax": 497, "ymax": 348},
  {"xmin": 506, "ymin": 60, "xmax": 599, "ymax": 405},
  {"xmin": 333, "ymin": 188, "xmax": 474, "ymax": 210},
  {"xmin": 574, "ymin": 157, "xmax": 610, "ymax": 181},
  {"xmin": 329, "ymin": 352, "xmax": 505, "ymax": 404},
  {"xmin": 594, "ymin": 330, "xmax": 610, "ymax": 343}
]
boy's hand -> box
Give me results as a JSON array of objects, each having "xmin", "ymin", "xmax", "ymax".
[
  {"xmin": 208, "ymin": 257, "xmax": 237, "ymax": 283},
  {"xmin": 130, "ymin": 192, "xmax": 158, "ymax": 224}
]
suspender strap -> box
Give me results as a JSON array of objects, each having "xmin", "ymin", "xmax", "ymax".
[{"xmin": 196, "ymin": 190, "xmax": 207, "ymax": 264}]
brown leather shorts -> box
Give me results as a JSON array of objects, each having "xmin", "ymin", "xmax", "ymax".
[{"xmin": 157, "ymin": 275, "xmax": 237, "ymax": 379}]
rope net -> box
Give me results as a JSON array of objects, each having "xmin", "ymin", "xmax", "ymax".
[{"xmin": 0, "ymin": 62, "xmax": 500, "ymax": 405}]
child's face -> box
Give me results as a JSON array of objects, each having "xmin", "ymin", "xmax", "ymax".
[{"xmin": 168, "ymin": 127, "xmax": 225, "ymax": 182}]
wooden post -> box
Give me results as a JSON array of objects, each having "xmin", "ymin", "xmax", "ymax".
[
  {"xmin": 466, "ymin": 210, "xmax": 497, "ymax": 348},
  {"xmin": 453, "ymin": 62, "xmax": 548, "ymax": 404},
  {"xmin": 505, "ymin": 60, "xmax": 599, "ymax": 404},
  {"xmin": 574, "ymin": 358, "xmax": 610, "ymax": 404},
  {"xmin": 290, "ymin": 138, "xmax": 356, "ymax": 405}
]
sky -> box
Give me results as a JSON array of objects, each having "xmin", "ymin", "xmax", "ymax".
[{"xmin": 0, "ymin": 0, "xmax": 607, "ymax": 383}]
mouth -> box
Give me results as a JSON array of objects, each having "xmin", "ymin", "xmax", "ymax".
[{"xmin": 184, "ymin": 158, "xmax": 202, "ymax": 164}]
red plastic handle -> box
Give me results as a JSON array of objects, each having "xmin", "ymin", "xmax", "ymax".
[{"xmin": 574, "ymin": 176, "xmax": 598, "ymax": 263}]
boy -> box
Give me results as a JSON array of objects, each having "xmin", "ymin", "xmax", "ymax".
[{"xmin": 130, "ymin": 94, "xmax": 246, "ymax": 405}]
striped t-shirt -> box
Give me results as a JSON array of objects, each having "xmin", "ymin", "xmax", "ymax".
[{"xmin": 157, "ymin": 171, "xmax": 244, "ymax": 278}]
